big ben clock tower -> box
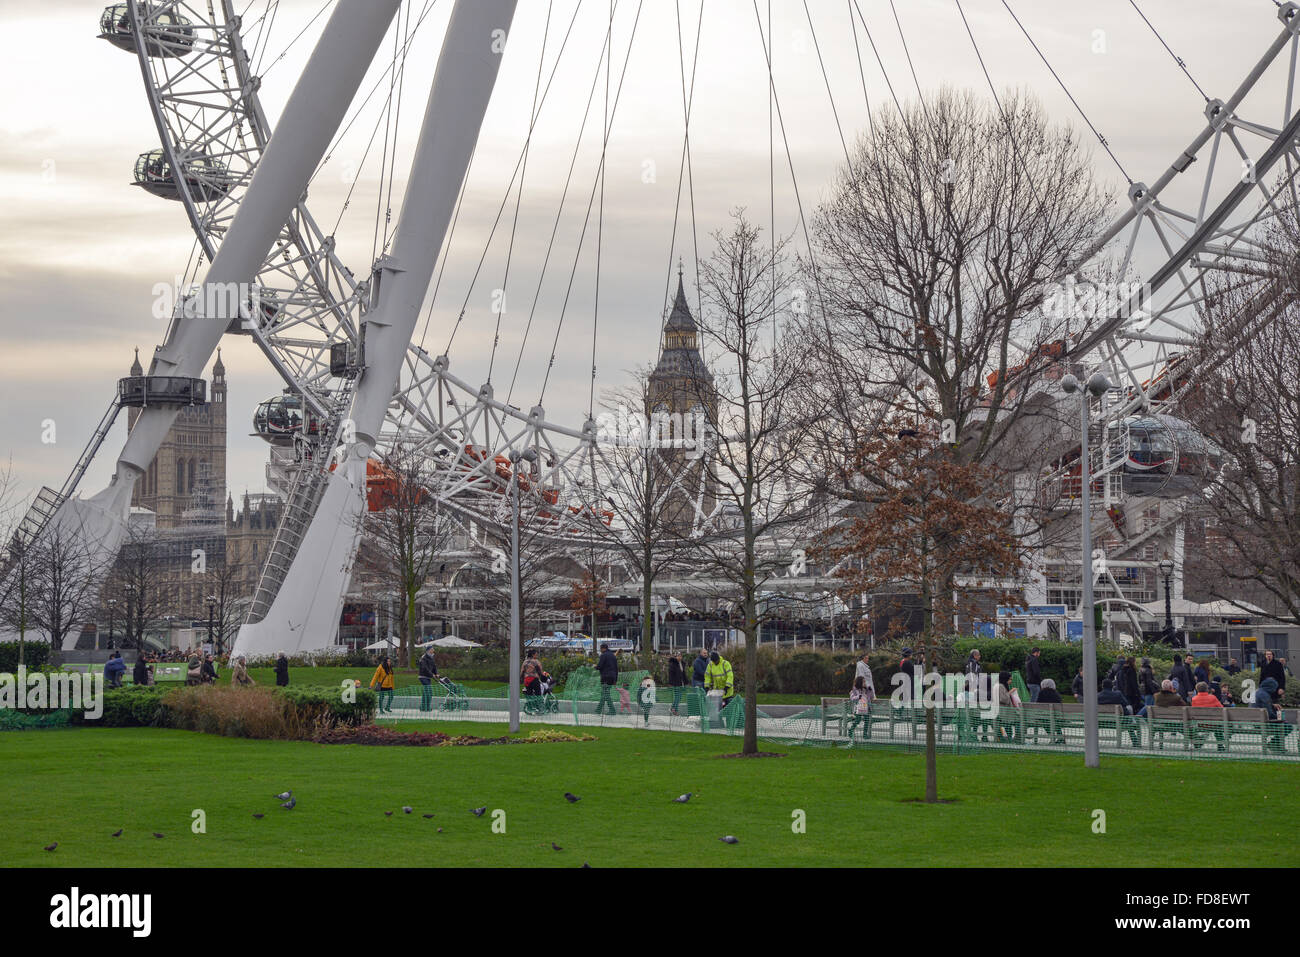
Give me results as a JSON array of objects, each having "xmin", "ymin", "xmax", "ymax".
[{"xmin": 647, "ymin": 263, "xmax": 717, "ymax": 528}]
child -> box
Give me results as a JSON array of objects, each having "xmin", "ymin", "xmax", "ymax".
[
  {"xmin": 638, "ymin": 675, "xmax": 656, "ymax": 726},
  {"xmin": 617, "ymin": 682, "xmax": 632, "ymax": 714},
  {"xmin": 847, "ymin": 675, "xmax": 871, "ymax": 740}
]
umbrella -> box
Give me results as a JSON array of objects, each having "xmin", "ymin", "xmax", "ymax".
[{"xmin": 428, "ymin": 636, "xmax": 483, "ymax": 648}]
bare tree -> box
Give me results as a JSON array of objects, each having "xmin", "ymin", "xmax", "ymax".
[
  {"xmin": 353, "ymin": 444, "xmax": 455, "ymax": 667},
  {"xmin": 0, "ymin": 462, "xmax": 37, "ymax": 663},
  {"xmin": 102, "ymin": 525, "xmax": 169, "ymax": 650},
  {"xmin": 592, "ymin": 368, "xmax": 690, "ymax": 652},
  {"xmin": 682, "ymin": 211, "xmax": 817, "ymax": 755},
  {"xmin": 1179, "ymin": 211, "xmax": 1300, "ymax": 622},
  {"xmin": 819, "ymin": 420, "xmax": 1027, "ymax": 803},
  {"xmin": 23, "ymin": 519, "xmax": 112, "ymax": 655},
  {"xmin": 477, "ymin": 493, "xmax": 576, "ymax": 651},
  {"xmin": 798, "ymin": 88, "xmax": 1114, "ymax": 493}
]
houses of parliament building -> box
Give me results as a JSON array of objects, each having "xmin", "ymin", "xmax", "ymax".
[{"xmin": 101, "ymin": 349, "xmax": 280, "ymax": 647}]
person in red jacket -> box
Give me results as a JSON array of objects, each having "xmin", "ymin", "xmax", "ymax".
[
  {"xmin": 1190, "ymin": 681, "xmax": 1226, "ymax": 752},
  {"xmin": 1190, "ymin": 681, "xmax": 1223, "ymax": 709}
]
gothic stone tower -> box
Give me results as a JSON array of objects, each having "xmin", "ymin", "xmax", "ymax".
[
  {"xmin": 128, "ymin": 348, "xmax": 227, "ymax": 528},
  {"xmin": 647, "ymin": 266, "xmax": 717, "ymax": 528}
]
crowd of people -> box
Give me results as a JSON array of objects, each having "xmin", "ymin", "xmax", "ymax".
[{"xmin": 103, "ymin": 649, "xmax": 292, "ymax": 689}]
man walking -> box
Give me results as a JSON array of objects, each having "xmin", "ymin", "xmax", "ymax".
[
  {"xmin": 1024, "ymin": 647, "xmax": 1042, "ymax": 703},
  {"xmin": 418, "ymin": 645, "xmax": 439, "ymax": 712},
  {"xmin": 596, "ymin": 642, "xmax": 619, "ymax": 715},
  {"xmin": 1261, "ymin": 649, "xmax": 1286, "ymax": 692},
  {"xmin": 704, "ymin": 650, "xmax": 735, "ymax": 729},
  {"xmin": 964, "ymin": 649, "xmax": 982, "ymax": 700},
  {"xmin": 897, "ymin": 647, "xmax": 916, "ymax": 703},
  {"xmin": 691, "ymin": 648, "xmax": 709, "ymax": 689},
  {"xmin": 1169, "ymin": 655, "xmax": 1194, "ymax": 702}
]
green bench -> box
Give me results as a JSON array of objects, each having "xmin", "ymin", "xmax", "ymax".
[{"xmin": 1148, "ymin": 706, "xmax": 1282, "ymax": 753}]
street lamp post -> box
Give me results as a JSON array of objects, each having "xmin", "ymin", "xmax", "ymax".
[
  {"xmin": 206, "ymin": 595, "xmax": 217, "ymax": 654},
  {"xmin": 1061, "ymin": 371, "xmax": 1113, "ymax": 770},
  {"xmin": 1158, "ymin": 556, "xmax": 1176, "ymax": 646},
  {"xmin": 508, "ymin": 447, "xmax": 539, "ymax": 732},
  {"xmin": 125, "ymin": 584, "xmax": 136, "ymax": 649}
]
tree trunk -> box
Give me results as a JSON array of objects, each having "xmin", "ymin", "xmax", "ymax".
[
  {"xmin": 920, "ymin": 631, "xmax": 938, "ymax": 803},
  {"xmin": 924, "ymin": 706, "xmax": 938, "ymax": 803},
  {"xmin": 641, "ymin": 564, "xmax": 654, "ymax": 658}
]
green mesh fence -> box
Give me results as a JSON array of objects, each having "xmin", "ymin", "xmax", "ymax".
[{"xmin": 368, "ymin": 680, "xmax": 1297, "ymax": 762}]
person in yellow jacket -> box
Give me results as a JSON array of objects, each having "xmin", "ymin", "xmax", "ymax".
[
  {"xmin": 704, "ymin": 651, "xmax": 735, "ymax": 728},
  {"xmin": 370, "ymin": 656, "xmax": 396, "ymax": 713}
]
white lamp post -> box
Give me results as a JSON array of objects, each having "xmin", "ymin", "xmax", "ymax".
[
  {"xmin": 508, "ymin": 447, "xmax": 539, "ymax": 732},
  {"xmin": 1060, "ymin": 371, "xmax": 1113, "ymax": 769}
]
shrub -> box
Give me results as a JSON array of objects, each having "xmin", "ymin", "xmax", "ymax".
[
  {"xmin": 70, "ymin": 684, "xmax": 375, "ymax": 738},
  {"xmin": 164, "ymin": 686, "xmax": 302, "ymax": 739},
  {"xmin": 0, "ymin": 641, "xmax": 51, "ymax": 673},
  {"xmin": 69, "ymin": 686, "xmax": 170, "ymax": 727}
]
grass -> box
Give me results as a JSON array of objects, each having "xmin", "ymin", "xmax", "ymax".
[{"xmin": 2, "ymin": 721, "xmax": 1296, "ymax": 867}]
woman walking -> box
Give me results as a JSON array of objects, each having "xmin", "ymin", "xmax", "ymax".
[
  {"xmin": 1120, "ymin": 657, "xmax": 1142, "ymax": 716},
  {"xmin": 231, "ymin": 655, "xmax": 255, "ymax": 687},
  {"xmin": 370, "ymin": 656, "xmax": 396, "ymax": 713},
  {"xmin": 666, "ymin": 652, "xmax": 688, "ymax": 716}
]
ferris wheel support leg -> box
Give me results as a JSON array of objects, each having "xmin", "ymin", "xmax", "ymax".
[
  {"xmin": 28, "ymin": 0, "xmax": 401, "ymax": 611},
  {"xmin": 233, "ymin": 0, "xmax": 519, "ymax": 657}
]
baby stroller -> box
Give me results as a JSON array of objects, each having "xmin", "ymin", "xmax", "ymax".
[
  {"xmin": 437, "ymin": 675, "xmax": 470, "ymax": 712},
  {"xmin": 523, "ymin": 672, "xmax": 559, "ymax": 715}
]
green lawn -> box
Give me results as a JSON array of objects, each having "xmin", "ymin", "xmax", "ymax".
[{"xmin": 2, "ymin": 722, "xmax": 1296, "ymax": 867}]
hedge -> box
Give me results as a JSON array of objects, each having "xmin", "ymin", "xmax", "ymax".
[
  {"xmin": 0, "ymin": 641, "xmax": 52, "ymax": 673},
  {"xmin": 67, "ymin": 684, "xmax": 376, "ymax": 735}
]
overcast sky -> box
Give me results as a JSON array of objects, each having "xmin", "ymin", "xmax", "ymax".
[{"xmin": 0, "ymin": 0, "xmax": 1291, "ymax": 511}]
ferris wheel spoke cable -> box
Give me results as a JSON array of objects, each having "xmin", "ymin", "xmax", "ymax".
[
  {"xmin": 1001, "ymin": 0, "xmax": 1133, "ymax": 185},
  {"xmin": 536, "ymin": 1, "xmax": 645, "ymax": 407},
  {"xmin": 381, "ymin": 0, "xmax": 415, "ymax": 257},
  {"xmin": 589, "ymin": 0, "xmax": 615, "ymax": 420},
  {"xmin": 325, "ymin": 0, "xmax": 439, "ymax": 236},
  {"xmin": 310, "ymin": 0, "xmax": 439, "ymax": 190},
  {"xmin": 371, "ymin": 9, "xmax": 403, "ymax": 266},
  {"xmin": 845, "ymin": 0, "xmax": 877, "ymax": 139},
  {"xmin": 1128, "ymin": 0, "xmax": 1210, "ymax": 102},
  {"xmin": 487, "ymin": 0, "xmax": 557, "ymax": 387},
  {"xmin": 804, "ymin": 0, "xmax": 853, "ymax": 172},
  {"xmin": 437, "ymin": 0, "xmax": 588, "ymax": 365},
  {"xmin": 502, "ymin": 9, "xmax": 616, "ymax": 408},
  {"xmin": 654, "ymin": 0, "xmax": 705, "ymax": 346},
  {"xmin": 849, "ymin": 0, "xmax": 906, "ymax": 120},
  {"xmin": 257, "ymin": 0, "xmax": 333, "ymax": 80},
  {"xmin": 751, "ymin": 0, "xmax": 831, "ymax": 336},
  {"xmin": 888, "ymin": 0, "xmax": 930, "ymax": 123}
]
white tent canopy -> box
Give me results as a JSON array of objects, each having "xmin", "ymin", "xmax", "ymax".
[
  {"xmin": 1139, "ymin": 599, "xmax": 1270, "ymax": 619},
  {"xmin": 426, "ymin": 636, "xmax": 482, "ymax": 648}
]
